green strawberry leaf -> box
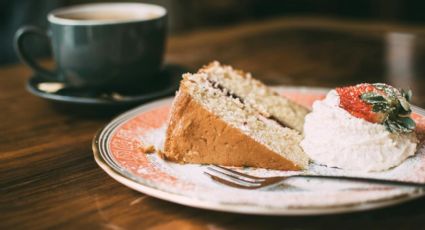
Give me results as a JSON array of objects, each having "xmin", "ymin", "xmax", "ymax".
[
  {"xmin": 398, "ymin": 97, "xmax": 411, "ymax": 112},
  {"xmin": 361, "ymin": 92, "xmax": 386, "ymax": 103},
  {"xmin": 401, "ymin": 89, "xmax": 412, "ymax": 101},
  {"xmin": 399, "ymin": 117, "xmax": 416, "ymax": 130},
  {"xmin": 359, "ymin": 84, "xmax": 416, "ymax": 133},
  {"xmin": 384, "ymin": 117, "xmax": 416, "ymax": 133}
]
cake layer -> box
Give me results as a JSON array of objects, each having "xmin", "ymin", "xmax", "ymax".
[{"xmin": 199, "ymin": 61, "xmax": 310, "ymax": 133}]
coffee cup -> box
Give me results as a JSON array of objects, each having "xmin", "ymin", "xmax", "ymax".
[{"xmin": 14, "ymin": 3, "xmax": 167, "ymax": 92}]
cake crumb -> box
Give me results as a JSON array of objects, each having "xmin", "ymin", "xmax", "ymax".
[
  {"xmin": 140, "ymin": 145, "xmax": 156, "ymax": 154},
  {"xmin": 157, "ymin": 150, "xmax": 166, "ymax": 159}
]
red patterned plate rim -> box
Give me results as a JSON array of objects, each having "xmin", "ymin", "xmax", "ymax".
[{"xmin": 92, "ymin": 86, "xmax": 425, "ymax": 215}]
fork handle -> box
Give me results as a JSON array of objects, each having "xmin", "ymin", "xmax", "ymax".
[{"xmin": 293, "ymin": 175, "xmax": 425, "ymax": 189}]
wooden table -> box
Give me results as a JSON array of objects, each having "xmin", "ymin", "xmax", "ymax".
[{"xmin": 2, "ymin": 17, "xmax": 425, "ymax": 229}]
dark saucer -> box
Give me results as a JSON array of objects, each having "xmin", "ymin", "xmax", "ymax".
[{"xmin": 26, "ymin": 64, "xmax": 188, "ymax": 107}]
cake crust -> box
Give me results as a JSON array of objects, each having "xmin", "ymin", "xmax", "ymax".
[{"xmin": 163, "ymin": 84, "xmax": 302, "ymax": 170}]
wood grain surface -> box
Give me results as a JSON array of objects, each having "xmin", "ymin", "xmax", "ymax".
[{"xmin": 2, "ymin": 17, "xmax": 425, "ymax": 229}]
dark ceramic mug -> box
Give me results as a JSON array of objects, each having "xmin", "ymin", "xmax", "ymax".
[{"xmin": 14, "ymin": 3, "xmax": 167, "ymax": 92}]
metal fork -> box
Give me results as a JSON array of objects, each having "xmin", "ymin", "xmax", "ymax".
[{"xmin": 204, "ymin": 165, "xmax": 425, "ymax": 190}]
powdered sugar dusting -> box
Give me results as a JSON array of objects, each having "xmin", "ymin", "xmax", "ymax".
[
  {"xmin": 138, "ymin": 124, "xmax": 167, "ymax": 152},
  {"xmin": 135, "ymin": 121, "xmax": 425, "ymax": 208}
]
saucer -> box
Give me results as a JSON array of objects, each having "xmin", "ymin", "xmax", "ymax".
[{"xmin": 26, "ymin": 64, "xmax": 188, "ymax": 107}]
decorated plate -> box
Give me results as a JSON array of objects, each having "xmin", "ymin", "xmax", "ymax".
[{"xmin": 92, "ymin": 86, "xmax": 425, "ymax": 215}]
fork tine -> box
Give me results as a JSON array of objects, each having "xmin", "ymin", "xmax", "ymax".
[
  {"xmin": 211, "ymin": 165, "xmax": 266, "ymax": 180},
  {"xmin": 207, "ymin": 167, "xmax": 260, "ymax": 183},
  {"xmin": 203, "ymin": 172, "xmax": 262, "ymax": 189}
]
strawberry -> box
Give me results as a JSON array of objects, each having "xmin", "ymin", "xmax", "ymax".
[
  {"xmin": 335, "ymin": 83, "xmax": 416, "ymax": 133},
  {"xmin": 336, "ymin": 83, "xmax": 386, "ymax": 123}
]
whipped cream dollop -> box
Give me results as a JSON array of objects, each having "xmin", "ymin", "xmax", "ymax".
[{"xmin": 301, "ymin": 90, "xmax": 418, "ymax": 172}]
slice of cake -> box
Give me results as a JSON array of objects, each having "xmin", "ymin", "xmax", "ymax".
[{"xmin": 162, "ymin": 62, "xmax": 309, "ymax": 170}]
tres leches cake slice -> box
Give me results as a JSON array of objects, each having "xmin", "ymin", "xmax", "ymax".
[{"xmin": 161, "ymin": 62, "xmax": 310, "ymax": 170}]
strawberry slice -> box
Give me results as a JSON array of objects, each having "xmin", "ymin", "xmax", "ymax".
[{"xmin": 336, "ymin": 83, "xmax": 387, "ymax": 123}]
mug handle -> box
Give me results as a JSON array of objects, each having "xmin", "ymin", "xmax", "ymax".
[{"xmin": 14, "ymin": 26, "xmax": 57, "ymax": 81}]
